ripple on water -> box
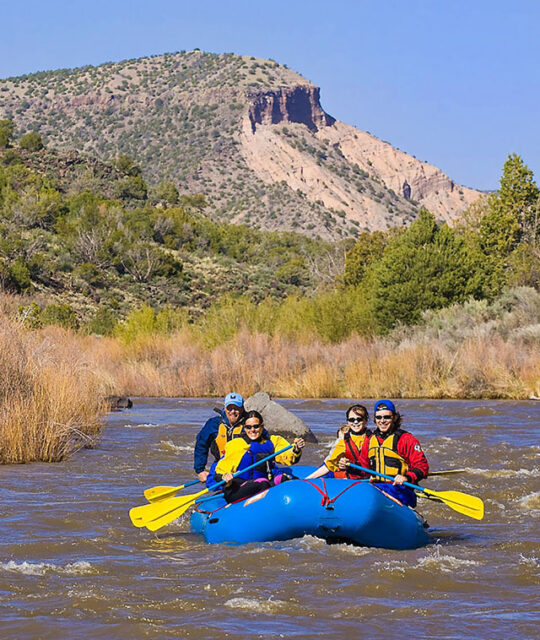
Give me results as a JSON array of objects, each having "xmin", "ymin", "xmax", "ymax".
[
  {"xmin": 158, "ymin": 440, "xmax": 193, "ymax": 454},
  {"xmin": 122, "ymin": 422, "xmax": 159, "ymax": 429},
  {"xmin": 224, "ymin": 596, "xmax": 297, "ymax": 614},
  {"xmin": 518, "ymin": 491, "xmax": 540, "ymax": 511},
  {"xmin": 518, "ymin": 554, "xmax": 540, "ymax": 578},
  {"xmin": 466, "ymin": 467, "xmax": 539, "ymax": 478}
]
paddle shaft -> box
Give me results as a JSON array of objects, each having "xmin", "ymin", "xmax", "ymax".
[
  {"xmin": 345, "ymin": 463, "xmax": 484, "ymax": 520},
  {"xmin": 346, "ymin": 463, "xmax": 427, "ymax": 493},
  {"xmin": 206, "ymin": 443, "xmax": 294, "ymax": 493},
  {"xmin": 429, "ymin": 469, "xmax": 466, "ymax": 476}
]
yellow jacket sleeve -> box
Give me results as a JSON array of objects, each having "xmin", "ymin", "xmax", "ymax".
[
  {"xmin": 324, "ymin": 439, "xmax": 347, "ymax": 472},
  {"xmin": 270, "ymin": 435, "xmax": 301, "ymax": 466}
]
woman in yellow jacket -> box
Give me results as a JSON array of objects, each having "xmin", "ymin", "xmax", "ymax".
[
  {"xmin": 215, "ymin": 410, "xmax": 305, "ymax": 503},
  {"xmin": 306, "ymin": 404, "xmax": 370, "ymax": 480}
]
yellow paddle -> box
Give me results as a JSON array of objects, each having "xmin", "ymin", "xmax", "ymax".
[
  {"xmin": 143, "ymin": 479, "xmax": 201, "ymax": 503},
  {"xmin": 130, "ymin": 488, "xmax": 209, "ymax": 530},
  {"xmin": 347, "ymin": 463, "xmax": 484, "ymax": 520},
  {"xmin": 129, "ymin": 444, "xmax": 294, "ymax": 531}
]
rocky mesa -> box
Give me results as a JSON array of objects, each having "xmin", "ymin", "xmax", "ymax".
[{"xmin": 0, "ymin": 51, "xmax": 481, "ymax": 239}]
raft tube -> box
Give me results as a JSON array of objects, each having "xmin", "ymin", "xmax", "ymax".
[{"xmin": 190, "ymin": 466, "xmax": 429, "ymax": 549}]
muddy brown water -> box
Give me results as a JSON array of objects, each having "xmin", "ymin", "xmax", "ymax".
[{"xmin": 0, "ymin": 398, "xmax": 538, "ymax": 640}]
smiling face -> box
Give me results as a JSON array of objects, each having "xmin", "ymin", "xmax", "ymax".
[
  {"xmin": 224, "ymin": 404, "xmax": 243, "ymax": 426},
  {"xmin": 346, "ymin": 409, "xmax": 368, "ymax": 434},
  {"xmin": 244, "ymin": 417, "xmax": 263, "ymax": 441},
  {"xmin": 374, "ymin": 410, "xmax": 395, "ymax": 434}
]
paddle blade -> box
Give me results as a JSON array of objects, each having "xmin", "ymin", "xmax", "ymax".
[
  {"xmin": 423, "ymin": 488, "xmax": 484, "ymax": 520},
  {"xmin": 144, "ymin": 485, "xmax": 180, "ymax": 502},
  {"xmin": 129, "ymin": 488, "xmax": 209, "ymax": 530},
  {"xmin": 144, "ymin": 478, "xmax": 200, "ymax": 502},
  {"xmin": 129, "ymin": 502, "xmax": 155, "ymax": 527},
  {"xmin": 145, "ymin": 489, "xmax": 209, "ymax": 531}
]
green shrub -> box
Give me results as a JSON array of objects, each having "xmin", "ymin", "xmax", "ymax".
[
  {"xmin": 8, "ymin": 259, "xmax": 32, "ymax": 291},
  {"xmin": 86, "ymin": 307, "xmax": 117, "ymax": 336},
  {"xmin": 0, "ymin": 119, "xmax": 14, "ymax": 148},
  {"xmin": 41, "ymin": 304, "xmax": 79, "ymax": 329},
  {"xmin": 77, "ymin": 262, "xmax": 105, "ymax": 287},
  {"xmin": 114, "ymin": 305, "xmax": 158, "ymax": 342},
  {"xmin": 113, "ymin": 175, "xmax": 148, "ymax": 200},
  {"xmin": 19, "ymin": 132, "xmax": 44, "ymax": 151},
  {"xmin": 1, "ymin": 149, "xmax": 22, "ymax": 166},
  {"xmin": 17, "ymin": 302, "xmax": 43, "ymax": 328}
]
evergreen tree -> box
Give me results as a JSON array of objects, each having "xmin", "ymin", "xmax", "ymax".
[
  {"xmin": 343, "ymin": 230, "xmax": 388, "ymax": 286},
  {"xmin": 476, "ymin": 154, "xmax": 539, "ymax": 294},
  {"xmin": 368, "ymin": 210, "xmax": 478, "ymax": 332},
  {"xmin": 0, "ymin": 119, "xmax": 15, "ymax": 148}
]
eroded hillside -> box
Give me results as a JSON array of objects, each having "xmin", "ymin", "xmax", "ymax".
[{"xmin": 0, "ymin": 50, "xmax": 480, "ymax": 239}]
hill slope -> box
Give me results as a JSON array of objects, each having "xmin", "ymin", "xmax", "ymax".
[{"xmin": 0, "ymin": 50, "xmax": 480, "ymax": 239}]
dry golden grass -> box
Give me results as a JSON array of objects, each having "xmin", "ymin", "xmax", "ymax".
[
  {"xmin": 80, "ymin": 328, "xmax": 539, "ymax": 400},
  {"xmin": 0, "ymin": 318, "xmax": 107, "ymax": 463}
]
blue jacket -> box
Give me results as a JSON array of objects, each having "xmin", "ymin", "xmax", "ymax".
[{"xmin": 193, "ymin": 410, "xmax": 245, "ymax": 473}]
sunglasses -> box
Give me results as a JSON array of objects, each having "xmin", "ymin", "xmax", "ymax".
[
  {"xmin": 347, "ymin": 417, "xmax": 366, "ymax": 424},
  {"xmin": 245, "ymin": 424, "xmax": 262, "ymax": 430},
  {"xmin": 375, "ymin": 414, "xmax": 393, "ymax": 421}
]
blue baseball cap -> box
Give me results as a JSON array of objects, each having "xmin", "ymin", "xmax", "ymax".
[
  {"xmin": 224, "ymin": 392, "xmax": 244, "ymax": 408},
  {"xmin": 374, "ymin": 399, "xmax": 396, "ymax": 414}
]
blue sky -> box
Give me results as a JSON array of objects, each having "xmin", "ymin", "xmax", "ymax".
[{"xmin": 2, "ymin": 0, "xmax": 538, "ymax": 191}]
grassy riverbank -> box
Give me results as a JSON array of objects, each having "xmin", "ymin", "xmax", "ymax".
[
  {"xmin": 88, "ymin": 286, "xmax": 538, "ymax": 400},
  {"xmin": 87, "ymin": 328, "xmax": 538, "ymax": 400},
  {"xmin": 1, "ymin": 287, "xmax": 538, "ymax": 462}
]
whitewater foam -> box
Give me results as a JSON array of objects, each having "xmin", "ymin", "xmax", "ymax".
[{"xmin": 0, "ymin": 560, "xmax": 95, "ymax": 576}]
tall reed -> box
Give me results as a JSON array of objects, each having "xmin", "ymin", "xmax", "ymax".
[
  {"xmin": 80, "ymin": 328, "xmax": 539, "ymax": 400},
  {"xmin": 0, "ymin": 319, "xmax": 107, "ymax": 463}
]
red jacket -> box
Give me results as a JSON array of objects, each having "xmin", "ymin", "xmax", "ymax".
[{"xmin": 358, "ymin": 428, "xmax": 429, "ymax": 484}]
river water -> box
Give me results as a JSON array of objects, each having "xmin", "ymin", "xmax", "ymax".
[{"xmin": 0, "ymin": 398, "xmax": 538, "ymax": 640}]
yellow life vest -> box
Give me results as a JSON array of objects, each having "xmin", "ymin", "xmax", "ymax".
[
  {"xmin": 214, "ymin": 422, "xmax": 244, "ymax": 457},
  {"xmin": 367, "ymin": 431, "xmax": 408, "ymax": 479}
]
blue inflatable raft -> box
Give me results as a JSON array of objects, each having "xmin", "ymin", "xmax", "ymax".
[{"xmin": 190, "ymin": 466, "xmax": 429, "ymax": 549}]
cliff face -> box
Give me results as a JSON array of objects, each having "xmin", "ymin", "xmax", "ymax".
[
  {"xmin": 241, "ymin": 107, "xmax": 480, "ymax": 230},
  {"xmin": 248, "ymin": 86, "xmax": 336, "ymax": 133}
]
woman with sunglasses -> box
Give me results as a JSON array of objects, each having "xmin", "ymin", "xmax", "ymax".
[
  {"xmin": 355, "ymin": 399, "xmax": 429, "ymax": 507},
  {"xmin": 215, "ymin": 410, "xmax": 305, "ymax": 503},
  {"xmin": 306, "ymin": 404, "xmax": 371, "ymax": 480}
]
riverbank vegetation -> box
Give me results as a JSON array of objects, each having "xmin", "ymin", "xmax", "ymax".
[
  {"xmin": 0, "ymin": 314, "xmax": 106, "ymax": 463},
  {"xmin": 0, "ymin": 126, "xmax": 539, "ymax": 461}
]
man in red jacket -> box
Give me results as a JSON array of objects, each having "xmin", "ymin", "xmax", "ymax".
[{"xmin": 356, "ymin": 399, "xmax": 429, "ymax": 507}]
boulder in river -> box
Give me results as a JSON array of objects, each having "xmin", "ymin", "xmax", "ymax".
[
  {"xmin": 105, "ymin": 396, "xmax": 133, "ymax": 410},
  {"xmin": 245, "ymin": 392, "xmax": 318, "ymax": 443}
]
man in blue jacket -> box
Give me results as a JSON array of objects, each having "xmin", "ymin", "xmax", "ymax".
[{"xmin": 194, "ymin": 392, "xmax": 246, "ymax": 482}]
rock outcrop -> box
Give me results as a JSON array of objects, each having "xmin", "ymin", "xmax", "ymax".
[
  {"xmin": 105, "ymin": 396, "xmax": 133, "ymax": 410},
  {"xmin": 245, "ymin": 392, "xmax": 318, "ymax": 443},
  {"xmin": 248, "ymin": 86, "xmax": 335, "ymax": 133}
]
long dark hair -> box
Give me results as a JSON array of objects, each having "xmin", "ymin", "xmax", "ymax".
[
  {"xmin": 244, "ymin": 410, "xmax": 264, "ymax": 426},
  {"xmin": 346, "ymin": 404, "xmax": 369, "ymax": 421}
]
